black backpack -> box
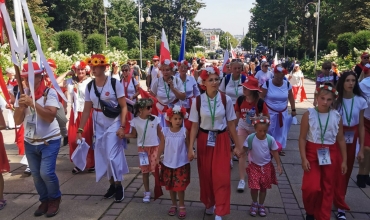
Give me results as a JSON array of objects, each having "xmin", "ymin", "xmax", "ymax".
[
  {"xmin": 236, "ymin": 96, "xmax": 265, "ymax": 115},
  {"xmin": 87, "ymin": 78, "xmax": 118, "ymax": 100}
]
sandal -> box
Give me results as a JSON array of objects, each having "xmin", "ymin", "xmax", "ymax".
[
  {"xmin": 0, "ymin": 200, "xmax": 7, "ymax": 210},
  {"xmin": 279, "ymin": 151, "xmax": 286, "ymax": 156},
  {"xmin": 72, "ymin": 167, "xmax": 82, "ymax": 174},
  {"xmin": 168, "ymin": 206, "xmax": 177, "ymax": 216},
  {"xmin": 178, "ymin": 206, "xmax": 186, "ymax": 219},
  {"xmin": 87, "ymin": 167, "xmax": 95, "ymax": 173}
]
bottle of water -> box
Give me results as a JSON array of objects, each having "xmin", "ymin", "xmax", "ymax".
[
  {"xmin": 246, "ymin": 107, "xmax": 256, "ymax": 125},
  {"xmin": 250, "ymin": 107, "xmax": 256, "ymax": 117}
]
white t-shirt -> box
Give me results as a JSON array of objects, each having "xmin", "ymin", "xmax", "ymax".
[
  {"xmin": 150, "ymin": 76, "xmax": 185, "ymax": 105},
  {"xmin": 306, "ymin": 108, "xmax": 341, "ymax": 145},
  {"xmin": 338, "ymin": 96, "xmax": 368, "ymax": 127},
  {"xmin": 243, "ymin": 134, "xmax": 278, "ymax": 166},
  {"xmin": 218, "ymin": 73, "xmax": 244, "ymax": 104},
  {"xmin": 289, "ymin": 71, "xmax": 304, "ymax": 87},
  {"xmin": 359, "ymin": 78, "xmax": 370, "ymax": 120},
  {"xmin": 150, "ymin": 66, "xmax": 160, "ymax": 79},
  {"xmin": 176, "ymin": 75, "xmax": 200, "ymax": 108},
  {"xmin": 111, "ymin": 73, "xmax": 121, "ymax": 81},
  {"xmin": 122, "ymin": 78, "xmax": 139, "ymax": 100},
  {"xmin": 130, "ymin": 115, "xmax": 160, "ymax": 147},
  {"xmin": 85, "ymin": 76, "xmax": 125, "ymax": 109},
  {"xmin": 262, "ymin": 79, "xmax": 292, "ymax": 112},
  {"xmin": 15, "ymin": 88, "xmax": 61, "ymax": 145},
  {"xmin": 189, "ymin": 93, "xmax": 236, "ymax": 131},
  {"xmin": 255, "ymin": 70, "xmax": 273, "ymax": 86},
  {"xmin": 66, "ymin": 77, "xmax": 92, "ymax": 113}
]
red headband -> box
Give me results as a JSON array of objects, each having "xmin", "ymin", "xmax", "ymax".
[
  {"xmin": 274, "ymin": 65, "xmax": 288, "ymax": 75},
  {"xmin": 165, "ymin": 106, "xmax": 188, "ymax": 121},
  {"xmin": 161, "ymin": 59, "xmax": 175, "ymax": 69}
]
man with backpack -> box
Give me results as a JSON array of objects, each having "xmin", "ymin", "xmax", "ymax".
[{"xmin": 145, "ymin": 55, "xmax": 160, "ymax": 91}]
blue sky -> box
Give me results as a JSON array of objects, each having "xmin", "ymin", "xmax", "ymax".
[{"xmin": 195, "ymin": 0, "xmax": 255, "ymax": 35}]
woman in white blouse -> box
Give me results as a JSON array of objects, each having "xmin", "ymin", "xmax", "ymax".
[
  {"xmin": 121, "ymin": 64, "xmax": 140, "ymax": 102},
  {"xmin": 189, "ymin": 66, "xmax": 242, "ymax": 220},
  {"xmin": 150, "ymin": 59, "xmax": 186, "ymax": 126},
  {"xmin": 288, "ymin": 64, "xmax": 307, "ymax": 103},
  {"xmin": 219, "ymin": 59, "xmax": 246, "ymax": 104}
]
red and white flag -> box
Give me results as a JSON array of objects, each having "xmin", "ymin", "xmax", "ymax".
[
  {"xmin": 230, "ymin": 43, "xmax": 237, "ymax": 58},
  {"xmin": 272, "ymin": 53, "xmax": 278, "ymax": 68},
  {"xmin": 160, "ymin": 28, "xmax": 171, "ymax": 62}
]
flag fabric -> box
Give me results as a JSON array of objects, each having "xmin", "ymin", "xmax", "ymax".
[
  {"xmin": 160, "ymin": 28, "xmax": 171, "ymax": 62},
  {"xmin": 221, "ymin": 50, "xmax": 230, "ymax": 73},
  {"xmin": 272, "ymin": 53, "xmax": 278, "ymax": 68},
  {"xmin": 230, "ymin": 43, "xmax": 237, "ymax": 58},
  {"xmin": 0, "ymin": 68, "xmax": 11, "ymax": 104},
  {"xmin": 178, "ymin": 20, "xmax": 187, "ymax": 62}
]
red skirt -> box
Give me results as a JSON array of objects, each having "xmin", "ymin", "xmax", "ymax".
[
  {"xmin": 0, "ymin": 132, "xmax": 10, "ymax": 173},
  {"xmin": 246, "ymin": 161, "xmax": 277, "ymax": 190},
  {"xmin": 292, "ymin": 86, "xmax": 307, "ymax": 102},
  {"xmin": 197, "ymin": 129, "xmax": 231, "ymax": 216},
  {"xmin": 15, "ymin": 125, "xmax": 25, "ymax": 155},
  {"xmin": 365, "ymin": 118, "xmax": 370, "ymax": 147},
  {"xmin": 68, "ymin": 110, "xmax": 95, "ymax": 169},
  {"xmin": 160, "ymin": 163, "xmax": 190, "ymax": 191}
]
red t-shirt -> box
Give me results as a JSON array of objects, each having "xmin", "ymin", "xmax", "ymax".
[{"xmin": 234, "ymin": 98, "xmax": 269, "ymax": 120}]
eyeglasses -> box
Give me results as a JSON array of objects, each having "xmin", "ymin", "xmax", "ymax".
[
  {"xmin": 146, "ymin": 106, "xmax": 152, "ymax": 110},
  {"xmin": 206, "ymin": 78, "xmax": 220, "ymax": 83},
  {"xmin": 122, "ymin": 69, "xmax": 129, "ymax": 72}
]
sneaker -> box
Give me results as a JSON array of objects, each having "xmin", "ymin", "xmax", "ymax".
[
  {"xmin": 103, "ymin": 184, "xmax": 116, "ymax": 199},
  {"xmin": 24, "ymin": 167, "xmax": 31, "ymax": 175},
  {"xmin": 237, "ymin": 180, "xmax": 245, "ymax": 193},
  {"xmin": 337, "ymin": 212, "xmax": 346, "ymax": 220},
  {"xmin": 34, "ymin": 201, "xmax": 48, "ymax": 216},
  {"xmin": 249, "ymin": 202, "xmax": 258, "ymax": 217},
  {"xmin": 46, "ymin": 197, "xmax": 61, "ymax": 217},
  {"xmin": 258, "ymin": 204, "xmax": 267, "ymax": 217},
  {"xmin": 205, "ymin": 206, "xmax": 215, "ymax": 215},
  {"xmin": 143, "ymin": 192, "xmax": 151, "ymax": 203},
  {"xmin": 306, "ymin": 214, "xmax": 314, "ymax": 220},
  {"xmin": 114, "ymin": 185, "xmax": 124, "ymax": 203},
  {"xmin": 356, "ymin": 175, "xmax": 366, "ymax": 188},
  {"xmin": 230, "ymin": 159, "xmax": 233, "ymax": 169},
  {"xmin": 215, "ymin": 215, "xmax": 222, "ymax": 220}
]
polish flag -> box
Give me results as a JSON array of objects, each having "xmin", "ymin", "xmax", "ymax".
[
  {"xmin": 272, "ymin": 53, "xmax": 278, "ymax": 68},
  {"xmin": 230, "ymin": 43, "xmax": 237, "ymax": 58},
  {"xmin": 160, "ymin": 28, "xmax": 171, "ymax": 62}
]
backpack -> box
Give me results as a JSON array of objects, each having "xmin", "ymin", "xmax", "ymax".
[
  {"xmin": 265, "ymin": 79, "xmax": 290, "ymax": 89},
  {"xmin": 247, "ymin": 133, "xmax": 273, "ymax": 150},
  {"xmin": 196, "ymin": 92, "xmax": 226, "ymax": 124},
  {"xmin": 236, "ymin": 96, "xmax": 265, "ymax": 115},
  {"xmin": 224, "ymin": 74, "xmax": 247, "ymax": 88},
  {"xmin": 87, "ymin": 78, "xmax": 118, "ymax": 100},
  {"xmin": 147, "ymin": 65, "xmax": 155, "ymax": 88}
]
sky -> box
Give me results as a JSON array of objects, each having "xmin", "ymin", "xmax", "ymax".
[{"xmin": 195, "ymin": 0, "xmax": 256, "ymax": 36}]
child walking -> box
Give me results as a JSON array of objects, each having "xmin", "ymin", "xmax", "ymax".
[
  {"xmin": 125, "ymin": 98, "xmax": 163, "ymax": 203},
  {"xmin": 299, "ymin": 84, "xmax": 347, "ymax": 220},
  {"xmin": 158, "ymin": 106, "xmax": 194, "ymax": 219},
  {"xmin": 0, "ymin": 107, "xmax": 9, "ymax": 210},
  {"xmin": 243, "ymin": 117, "xmax": 282, "ymax": 217}
]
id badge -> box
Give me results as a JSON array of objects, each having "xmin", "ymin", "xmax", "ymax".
[
  {"xmin": 207, "ymin": 131, "xmax": 217, "ymax": 147},
  {"xmin": 25, "ymin": 122, "xmax": 36, "ymax": 139},
  {"xmin": 317, "ymin": 148, "xmax": 331, "ymax": 166},
  {"xmin": 139, "ymin": 152, "xmax": 150, "ymax": 166},
  {"xmin": 183, "ymin": 99, "xmax": 190, "ymax": 108},
  {"xmin": 77, "ymin": 101, "xmax": 84, "ymax": 112},
  {"xmin": 344, "ymin": 131, "xmax": 355, "ymax": 144}
]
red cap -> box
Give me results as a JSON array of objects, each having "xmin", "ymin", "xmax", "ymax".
[
  {"xmin": 21, "ymin": 62, "xmax": 44, "ymax": 76},
  {"xmin": 242, "ymin": 77, "xmax": 261, "ymax": 92},
  {"xmin": 361, "ymin": 52, "xmax": 369, "ymax": 58},
  {"xmin": 152, "ymin": 55, "xmax": 160, "ymax": 61},
  {"xmin": 47, "ymin": 59, "xmax": 57, "ymax": 68}
]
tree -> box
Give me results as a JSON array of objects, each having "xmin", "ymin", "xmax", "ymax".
[
  {"xmin": 219, "ymin": 32, "xmax": 238, "ymax": 50},
  {"xmin": 241, "ymin": 35, "xmax": 257, "ymax": 52}
]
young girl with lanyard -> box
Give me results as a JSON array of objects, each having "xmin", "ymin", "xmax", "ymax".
[
  {"xmin": 150, "ymin": 59, "xmax": 186, "ymax": 127},
  {"xmin": 66, "ymin": 61, "xmax": 95, "ymax": 174},
  {"xmin": 235, "ymin": 76, "xmax": 270, "ymax": 193},
  {"xmin": 125, "ymin": 98, "xmax": 163, "ymax": 203},
  {"xmin": 299, "ymin": 84, "xmax": 348, "ymax": 220},
  {"xmin": 189, "ymin": 66, "xmax": 243, "ymax": 220},
  {"xmin": 243, "ymin": 117, "xmax": 282, "ymax": 217},
  {"xmin": 333, "ymin": 71, "xmax": 367, "ymax": 219},
  {"xmin": 158, "ymin": 106, "xmax": 194, "ymax": 219},
  {"xmin": 0, "ymin": 108, "xmax": 9, "ymax": 210}
]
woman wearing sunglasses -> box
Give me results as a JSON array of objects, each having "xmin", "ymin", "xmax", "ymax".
[
  {"xmin": 314, "ymin": 61, "xmax": 339, "ymax": 106},
  {"xmin": 254, "ymin": 61, "xmax": 273, "ymax": 87}
]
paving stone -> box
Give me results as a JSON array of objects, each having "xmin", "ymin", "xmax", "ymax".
[
  {"xmin": 281, "ymin": 193, "xmax": 296, "ymax": 199},
  {"xmin": 105, "ymin": 208, "xmax": 122, "ymax": 216},
  {"xmin": 124, "ymin": 187, "xmax": 138, "ymax": 192},
  {"xmin": 269, "ymin": 207, "xmax": 285, "ymax": 214},
  {"xmin": 288, "ymin": 215, "xmax": 304, "ymax": 220},
  {"xmin": 4, "ymin": 193, "xmax": 20, "ymax": 199},
  {"xmin": 130, "ymin": 198, "xmax": 143, "ymax": 203},
  {"xmin": 191, "ymin": 202, "xmax": 204, "ymax": 207},
  {"xmin": 17, "ymin": 194, "xmax": 33, "ymax": 199},
  {"xmin": 279, "ymin": 184, "xmax": 292, "ymax": 189},
  {"xmin": 282, "ymin": 198, "xmax": 298, "ymax": 204},
  {"xmin": 284, "ymin": 203, "xmax": 299, "ymax": 209},
  {"xmin": 129, "ymin": 182, "xmax": 143, "ymax": 189},
  {"xmin": 62, "ymin": 195, "xmax": 76, "ymax": 200},
  {"xmin": 74, "ymin": 195, "xmax": 90, "ymax": 200},
  {"xmin": 280, "ymin": 188, "xmax": 293, "ymax": 194},
  {"xmin": 100, "ymin": 216, "xmax": 117, "ymax": 220},
  {"xmin": 124, "ymin": 192, "xmax": 135, "ymax": 198},
  {"xmin": 230, "ymin": 205, "xmax": 238, "ymax": 210},
  {"xmin": 351, "ymin": 212, "xmax": 369, "ymax": 219},
  {"xmin": 160, "ymin": 199, "xmax": 173, "ymax": 205},
  {"xmin": 88, "ymin": 196, "xmax": 103, "ymax": 201},
  {"xmin": 237, "ymin": 205, "xmax": 250, "ymax": 211},
  {"xmin": 285, "ymin": 209, "xmax": 302, "ymax": 216},
  {"xmin": 279, "ymin": 180, "xmax": 290, "ymax": 185},
  {"xmin": 111, "ymin": 203, "xmax": 127, "ymax": 209}
]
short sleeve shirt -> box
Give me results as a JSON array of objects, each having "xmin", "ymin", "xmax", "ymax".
[
  {"xmin": 243, "ymin": 134, "xmax": 278, "ymax": 166},
  {"xmin": 150, "ymin": 76, "xmax": 185, "ymax": 105},
  {"xmin": 255, "ymin": 70, "xmax": 273, "ymax": 86},
  {"xmin": 338, "ymin": 96, "xmax": 368, "ymax": 127},
  {"xmin": 130, "ymin": 116, "xmax": 160, "ymax": 147}
]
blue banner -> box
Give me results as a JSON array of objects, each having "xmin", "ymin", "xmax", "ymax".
[{"xmin": 178, "ymin": 19, "xmax": 187, "ymax": 62}]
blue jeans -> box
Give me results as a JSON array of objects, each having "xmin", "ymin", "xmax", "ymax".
[{"xmin": 25, "ymin": 139, "xmax": 62, "ymax": 202}]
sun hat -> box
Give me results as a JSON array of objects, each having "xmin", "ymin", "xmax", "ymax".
[
  {"xmin": 21, "ymin": 62, "xmax": 44, "ymax": 76},
  {"xmin": 85, "ymin": 54, "xmax": 110, "ymax": 67},
  {"xmin": 242, "ymin": 77, "xmax": 261, "ymax": 92}
]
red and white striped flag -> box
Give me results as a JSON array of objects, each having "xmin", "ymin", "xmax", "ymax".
[
  {"xmin": 230, "ymin": 43, "xmax": 237, "ymax": 58},
  {"xmin": 160, "ymin": 28, "xmax": 171, "ymax": 62}
]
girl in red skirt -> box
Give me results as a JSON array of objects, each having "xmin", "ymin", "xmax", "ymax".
[
  {"xmin": 299, "ymin": 84, "xmax": 347, "ymax": 220},
  {"xmin": 188, "ymin": 66, "xmax": 243, "ymax": 220},
  {"xmin": 244, "ymin": 117, "xmax": 282, "ymax": 217},
  {"xmin": 0, "ymin": 108, "xmax": 9, "ymax": 210},
  {"xmin": 158, "ymin": 106, "xmax": 193, "ymax": 219},
  {"xmin": 333, "ymin": 71, "xmax": 367, "ymax": 219}
]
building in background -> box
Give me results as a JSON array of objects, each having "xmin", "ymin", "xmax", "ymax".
[{"xmin": 201, "ymin": 28, "xmax": 221, "ymax": 50}]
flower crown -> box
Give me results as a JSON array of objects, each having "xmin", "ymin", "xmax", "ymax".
[
  {"xmin": 72, "ymin": 61, "xmax": 88, "ymax": 70},
  {"xmin": 274, "ymin": 66, "xmax": 288, "ymax": 75},
  {"xmin": 161, "ymin": 59, "xmax": 175, "ymax": 69},
  {"xmin": 315, "ymin": 84, "xmax": 339, "ymax": 98},
  {"xmin": 136, "ymin": 98, "xmax": 153, "ymax": 108},
  {"xmin": 177, "ymin": 60, "xmax": 191, "ymax": 69},
  {"xmin": 165, "ymin": 105, "xmax": 188, "ymax": 121},
  {"xmin": 85, "ymin": 54, "xmax": 109, "ymax": 67},
  {"xmin": 252, "ymin": 116, "xmax": 270, "ymax": 126},
  {"xmin": 204, "ymin": 66, "xmax": 220, "ymax": 75}
]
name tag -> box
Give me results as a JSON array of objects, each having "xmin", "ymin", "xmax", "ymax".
[
  {"xmin": 139, "ymin": 152, "xmax": 150, "ymax": 166},
  {"xmin": 344, "ymin": 131, "xmax": 355, "ymax": 144},
  {"xmin": 317, "ymin": 148, "xmax": 331, "ymax": 166},
  {"xmin": 25, "ymin": 121, "xmax": 36, "ymax": 139},
  {"xmin": 77, "ymin": 101, "xmax": 84, "ymax": 112},
  {"xmin": 207, "ymin": 131, "xmax": 217, "ymax": 147}
]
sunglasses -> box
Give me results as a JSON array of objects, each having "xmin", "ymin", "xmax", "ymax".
[
  {"xmin": 146, "ymin": 106, "xmax": 152, "ymax": 110},
  {"xmin": 363, "ymin": 57, "xmax": 369, "ymax": 59},
  {"xmin": 122, "ymin": 69, "xmax": 129, "ymax": 72}
]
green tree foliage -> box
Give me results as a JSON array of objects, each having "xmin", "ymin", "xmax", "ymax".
[
  {"xmin": 86, "ymin": 33, "xmax": 105, "ymax": 53},
  {"xmin": 241, "ymin": 36, "xmax": 258, "ymax": 52},
  {"xmin": 170, "ymin": 44, "xmax": 180, "ymax": 61},
  {"xmin": 337, "ymin": 33, "xmax": 353, "ymax": 57},
  {"xmin": 349, "ymin": 30, "xmax": 370, "ymax": 52},
  {"xmin": 57, "ymin": 30, "xmax": 82, "ymax": 55},
  {"xmin": 219, "ymin": 32, "xmax": 238, "ymax": 50},
  {"xmin": 109, "ymin": 36, "xmax": 128, "ymax": 51}
]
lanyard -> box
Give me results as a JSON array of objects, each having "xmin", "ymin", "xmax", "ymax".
[
  {"xmin": 207, "ymin": 93, "xmax": 217, "ymax": 128},
  {"xmin": 233, "ymin": 76, "xmax": 241, "ymax": 97},
  {"xmin": 163, "ymin": 78, "xmax": 170, "ymax": 100},
  {"xmin": 316, "ymin": 108, "xmax": 330, "ymax": 145},
  {"xmin": 183, "ymin": 79, "xmax": 187, "ymax": 94},
  {"xmin": 140, "ymin": 119, "xmax": 149, "ymax": 148},
  {"xmin": 342, "ymin": 97, "xmax": 354, "ymax": 127}
]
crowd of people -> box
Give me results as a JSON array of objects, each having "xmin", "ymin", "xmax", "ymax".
[{"xmin": 0, "ymin": 51, "xmax": 369, "ymax": 220}]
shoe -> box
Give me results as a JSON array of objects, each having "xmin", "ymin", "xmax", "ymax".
[
  {"xmin": 356, "ymin": 175, "xmax": 366, "ymax": 188},
  {"xmin": 230, "ymin": 159, "xmax": 233, "ymax": 169},
  {"xmin": 63, "ymin": 136, "xmax": 68, "ymax": 146},
  {"xmin": 215, "ymin": 215, "xmax": 222, "ymax": 220},
  {"xmin": 103, "ymin": 184, "xmax": 116, "ymax": 199},
  {"xmin": 87, "ymin": 167, "xmax": 95, "ymax": 173},
  {"xmin": 24, "ymin": 167, "xmax": 31, "ymax": 175},
  {"xmin": 306, "ymin": 214, "xmax": 314, "ymax": 220},
  {"xmin": 237, "ymin": 180, "xmax": 245, "ymax": 193},
  {"xmin": 337, "ymin": 211, "xmax": 346, "ymax": 220},
  {"xmin": 205, "ymin": 206, "xmax": 215, "ymax": 215},
  {"xmin": 366, "ymin": 175, "xmax": 370, "ymax": 186},
  {"xmin": 0, "ymin": 200, "xmax": 6, "ymax": 210},
  {"xmin": 46, "ymin": 197, "xmax": 61, "ymax": 217},
  {"xmin": 142, "ymin": 192, "xmax": 151, "ymax": 203},
  {"xmin": 72, "ymin": 167, "xmax": 82, "ymax": 174},
  {"xmin": 232, "ymin": 155, "xmax": 239, "ymax": 161},
  {"xmin": 249, "ymin": 202, "xmax": 258, "ymax": 217},
  {"xmin": 34, "ymin": 201, "xmax": 48, "ymax": 216},
  {"xmin": 114, "ymin": 185, "xmax": 124, "ymax": 203},
  {"xmin": 178, "ymin": 206, "xmax": 186, "ymax": 219},
  {"xmin": 258, "ymin": 204, "xmax": 267, "ymax": 217}
]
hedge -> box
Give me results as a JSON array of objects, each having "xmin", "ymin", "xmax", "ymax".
[
  {"xmin": 86, "ymin": 33, "xmax": 105, "ymax": 53},
  {"xmin": 57, "ymin": 30, "xmax": 82, "ymax": 55},
  {"xmin": 337, "ymin": 32, "xmax": 354, "ymax": 57},
  {"xmin": 109, "ymin": 36, "xmax": 128, "ymax": 51}
]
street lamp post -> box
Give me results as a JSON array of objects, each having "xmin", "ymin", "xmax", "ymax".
[
  {"xmin": 305, "ymin": 0, "xmax": 320, "ymax": 74},
  {"xmin": 277, "ymin": 18, "xmax": 287, "ymax": 57},
  {"xmin": 104, "ymin": 8, "xmax": 108, "ymax": 47},
  {"xmin": 137, "ymin": 0, "xmax": 151, "ymax": 70},
  {"xmin": 226, "ymin": 36, "xmax": 230, "ymax": 51},
  {"xmin": 154, "ymin": 35, "xmax": 157, "ymax": 54}
]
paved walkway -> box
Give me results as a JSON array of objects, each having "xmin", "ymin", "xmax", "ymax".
[{"xmin": 1, "ymin": 79, "xmax": 370, "ymax": 220}]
